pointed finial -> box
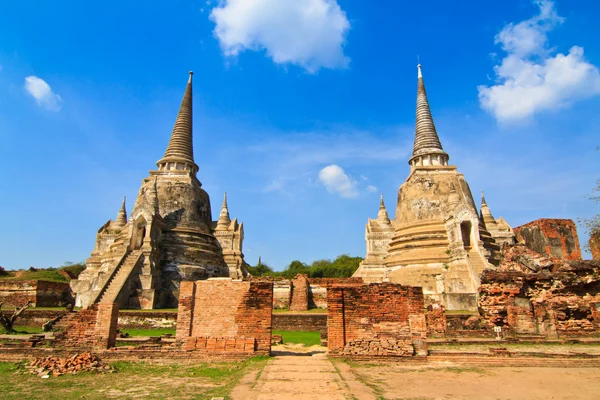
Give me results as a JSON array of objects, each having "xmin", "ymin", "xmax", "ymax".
[
  {"xmin": 481, "ymin": 191, "xmax": 487, "ymax": 205},
  {"xmin": 115, "ymin": 196, "xmax": 128, "ymax": 228},
  {"xmin": 409, "ymin": 62, "xmax": 449, "ymax": 167},
  {"xmin": 157, "ymin": 72, "xmax": 198, "ymax": 174},
  {"xmin": 216, "ymin": 191, "xmax": 231, "ymax": 229}
]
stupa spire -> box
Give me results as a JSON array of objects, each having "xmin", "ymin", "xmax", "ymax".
[
  {"xmin": 480, "ymin": 191, "xmax": 497, "ymax": 229},
  {"xmin": 377, "ymin": 193, "xmax": 391, "ymax": 223},
  {"xmin": 216, "ymin": 192, "xmax": 231, "ymax": 229},
  {"xmin": 114, "ymin": 196, "xmax": 127, "ymax": 228},
  {"xmin": 157, "ymin": 71, "xmax": 198, "ymax": 174},
  {"xmin": 409, "ymin": 64, "xmax": 449, "ymax": 169}
]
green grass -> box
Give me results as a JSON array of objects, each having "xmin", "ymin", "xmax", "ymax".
[
  {"xmin": 272, "ymin": 308, "xmax": 327, "ymax": 313},
  {"xmin": 0, "ymin": 269, "xmax": 68, "ymax": 283},
  {"xmin": 0, "ymin": 356, "xmax": 270, "ymax": 400},
  {"xmin": 119, "ymin": 327, "xmax": 176, "ymax": 337},
  {"xmin": 0, "ymin": 325, "xmax": 44, "ymax": 334},
  {"xmin": 273, "ymin": 330, "xmax": 322, "ymax": 346}
]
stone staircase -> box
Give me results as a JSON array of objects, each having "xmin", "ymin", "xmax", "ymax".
[
  {"xmin": 467, "ymin": 251, "xmax": 491, "ymax": 286},
  {"xmin": 96, "ymin": 250, "xmax": 143, "ymax": 305}
]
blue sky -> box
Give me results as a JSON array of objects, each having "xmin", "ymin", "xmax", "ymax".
[{"xmin": 1, "ymin": 0, "xmax": 599, "ymax": 270}]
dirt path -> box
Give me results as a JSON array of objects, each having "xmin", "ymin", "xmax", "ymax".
[
  {"xmin": 352, "ymin": 361, "xmax": 600, "ymax": 400},
  {"xmin": 230, "ymin": 350, "xmax": 374, "ymax": 400}
]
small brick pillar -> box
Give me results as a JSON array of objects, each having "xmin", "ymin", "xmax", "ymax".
[
  {"xmin": 95, "ymin": 302, "xmax": 119, "ymax": 349},
  {"xmin": 176, "ymin": 281, "xmax": 196, "ymax": 341},
  {"xmin": 590, "ymin": 232, "xmax": 600, "ymax": 260},
  {"xmin": 289, "ymin": 274, "xmax": 309, "ymax": 311}
]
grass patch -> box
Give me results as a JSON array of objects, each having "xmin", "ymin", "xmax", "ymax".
[
  {"xmin": 0, "ymin": 269, "xmax": 67, "ymax": 283},
  {"xmin": 0, "ymin": 325, "xmax": 44, "ymax": 335},
  {"xmin": 0, "ymin": 356, "xmax": 269, "ymax": 400},
  {"xmin": 273, "ymin": 330, "xmax": 321, "ymax": 346},
  {"xmin": 119, "ymin": 328, "xmax": 176, "ymax": 337}
]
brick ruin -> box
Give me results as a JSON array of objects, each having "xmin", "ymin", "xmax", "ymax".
[
  {"xmin": 327, "ymin": 283, "xmax": 427, "ymax": 357},
  {"xmin": 176, "ymin": 279, "xmax": 273, "ymax": 355},
  {"xmin": 590, "ymin": 231, "xmax": 600, "ymax": 260},
  {"xmin": 273, "ymin": 275, "xmax": 363, "ymax": 310},
  {"xmin": 478, "ymin": 244, "xmax": 600, "ymax": 337},
  {"xmin": 514, "ymin": 218, "xmax": 582, "ymax": 260},
  {"xmin": 53, "ymin": 303, "xmax": 119, "ymax": 349},
  {"xmin": 0, "ymin": 280, "xmax": 72, "ymax": 308}
]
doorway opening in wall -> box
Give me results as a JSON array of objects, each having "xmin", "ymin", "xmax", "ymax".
[
  {"xmin": 460, "ymin": 221, "xmax": 472, "ymax": 250},
  {"xmin": 131, "ymin": 217, "xmax": 147, "ymax": 250}
]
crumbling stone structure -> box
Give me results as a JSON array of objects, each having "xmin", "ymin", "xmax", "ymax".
[
  {"xmin": 327, "ymin": 283, "xmax": 427, "ymax": 357},
  {"xmin": 354, "ymin": 65, "xmax": 512, "ymax": 311},
  {"xmin": 514, "ymin": 218, "xmax": 582, "ymax": 260},
  {"xmin": 71, "ymin": 72, "xmax": 248, "ymax": 309},
  {"xmin": 176, "ymin": 279, "xmax": 273, "ymax": 355},
  {"xmin": 0, "ymin": 280, "xmax": 71, "ymax": 307},
  {"xmin": 479, "ymin": 245, "xmax": 600, "ymax": 337}
]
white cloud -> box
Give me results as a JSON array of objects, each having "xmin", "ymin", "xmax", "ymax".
[
  {"xmin": 478, "ymin": 0, "xmax": 600, "ymax": 122},
  {"xmin": 318, "ymin": 164, "xmax": 358, "ymax": 198},
  {"xmin": 366, "ymin": 185, "xmax": 377, "ymax": 193},
  {"xmin": 24, "ymin": 76, "xmax": 63, "ymax": 111},
  {"xmin": 210, "ymin": 0, "xmax": 350, "ymax": 73}
]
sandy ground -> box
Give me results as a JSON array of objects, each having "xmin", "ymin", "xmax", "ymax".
[{"xmin": 351, "ymin": 361, "xmax": 600, "ymax": 400}]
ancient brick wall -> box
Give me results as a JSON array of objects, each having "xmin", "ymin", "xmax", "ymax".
[
  {"xmin": 426, "ymin": 303, "xmax": 447, "ymax": 337},
  {"xmin": 0, "ymin": 280, "xmax": 71, "ymax": 307},
  {"xmin": 272, "ymin": 313, "xmax": 328, "ymax": 333},
  {"xmin": 54, "ymin": 303, "xmax": 119, "ymax": 349},
  {"xmin": 327, "ymin": 283, "xmax": 427, "ymax": 357},
  {"xmin": 176, "ymin": 279, "xmax": 273, "ymax": 355},
  {"xmin": 514, "ymin": 219, "xmax": 582, "ymax": 260},
  {"xmin": 289, "ymin": 274, "xmax": 309, "ymax": 311},
  {"xmin": 479, "ymin": 245, "xmax": 600, "ymax": 337},
  {"xmin": 308, "ymin": 277, "xmax": 363, "ymax": 309}
]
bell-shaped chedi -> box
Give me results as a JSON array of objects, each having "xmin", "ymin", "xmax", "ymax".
[
  {"xmin": 355, "ymin": 64, "xmax": 500, "ymax": 311},
  {"xmin": 72, "ymin": 72, "xmax": 245, "ymax": 309}
]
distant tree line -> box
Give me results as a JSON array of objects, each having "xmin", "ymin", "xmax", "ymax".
[{"xmin": 246, "ymin": 254, "xmax": 363, "ymax": 279}]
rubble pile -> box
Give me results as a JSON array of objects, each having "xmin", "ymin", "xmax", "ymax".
[
  {"xmin": 26, "ymin": 352, "xmax": 113, "ymax": 377},
  {"xmin": 479, "ymin": 244, "xmax": 600, "ymax": 337}
]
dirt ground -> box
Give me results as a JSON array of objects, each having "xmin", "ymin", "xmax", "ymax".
[
  {"xmin": 231, "ymin": 344, "xmax": 600, "ymax": 400},
  {"xmin": 347, "ymin": 360, "xmax": 600, "ymax": 400}
]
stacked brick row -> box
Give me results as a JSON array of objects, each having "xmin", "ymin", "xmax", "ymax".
[
  {"xmin": 184, "ymin": 337, "xmax": 256, "ymax": 353},
  {"xmin": 343, "ymin": 339, "xmax": 414, "ymax": 356}
]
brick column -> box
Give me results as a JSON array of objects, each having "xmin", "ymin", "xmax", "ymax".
[
  {"xmin": 95, "ymin": 303, "xmax": 119, "ymax": 349},
  {"xmin": 289, "ymin": 274, "xmax": 309, "ymax": 311},
  {"xmin": 326, "ymin": 287, "xmax": 345, "ymax": 354},
  {"xmin": 176, "ymin": 281, "xmax": 196, "ymax": 341}
]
